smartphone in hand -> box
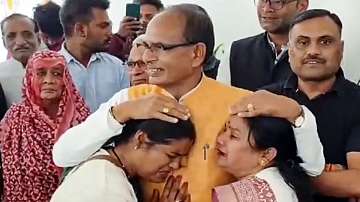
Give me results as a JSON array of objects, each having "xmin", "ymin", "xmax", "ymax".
[{"xmin": 126, "ymin": 3, "xmax": 140, "ymax": 19}]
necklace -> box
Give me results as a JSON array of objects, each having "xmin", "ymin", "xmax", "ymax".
[{"xmin": 111, "ymin": 147, "xmax": 129, "ymax": 177}]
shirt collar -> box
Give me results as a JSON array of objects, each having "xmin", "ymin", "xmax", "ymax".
[
  {"xmin": 9, "ymin": 57, "xmax": 24, "ymax": 67},
  {"xmin": 266, "ymin": 32, "xmax": 288, "ymax": 54},
  {"xmin": 60, "ymin": 43, "xmax": 101, "ymax": 66},
  {"xmin": 178, "ymin": 74, "xmax": 205, "ymax": 102},
  {"xmin": 60, "ymin": 44, "xmax": 74, "ymax": 63},
  {"xmin": 284, "ymin": 69, "xmax": 347, "ymax": 96},
  {"xmin": 163, "ymin": 74, "xmax": 205, "ymax": 103},
  {"xmin": 330, "ymin": 69, "xmax": 347, "ymax": 95}
]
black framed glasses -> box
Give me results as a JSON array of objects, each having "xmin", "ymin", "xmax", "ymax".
[
  {"xmin": 137, "ymin": 41, "xmax": 197, "ymax": 53},
  {"xmin": 124, "ymin": 60, "xmax": 147, "ymax": 70},
  {"xmin": 254, "ymin": 0, "xmax": 297, "ymax": 10}
]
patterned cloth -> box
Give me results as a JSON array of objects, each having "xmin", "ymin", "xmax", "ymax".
[
  {"xmin": 0, "ymin": 51, "xmax": 90, "ymax": 202},
  {"xmin": 213, "ymin": 176, "xmax": 277, "ymax": 202}
]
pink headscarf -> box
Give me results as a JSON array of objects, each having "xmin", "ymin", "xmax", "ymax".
[{"xmin": 0, "ymin": 50, "xmax": 90, "ymax": 202}]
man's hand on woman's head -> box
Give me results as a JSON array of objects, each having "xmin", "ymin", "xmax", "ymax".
[
  {"xmin": 112, "ymin": 94, "xmax": 191, "ymax": 124},
  {"xmin": 230, "ymin": 90, "xmax": 302, "ymax": 124}
]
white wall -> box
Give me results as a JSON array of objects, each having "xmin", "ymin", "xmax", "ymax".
[{"xmin": 1, "ymin": 0, "xmax": 360, "ymax": 83}]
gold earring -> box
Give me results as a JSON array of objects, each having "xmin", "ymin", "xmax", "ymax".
[{"xmin": 260, "ymin": 159, "xmax": 266, "ymax": 166}]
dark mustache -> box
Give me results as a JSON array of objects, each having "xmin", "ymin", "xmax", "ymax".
[
  {"xmin": 14, "ymin": 46, "xmax": 30, "ymax": 51},
  {"xmin": 303, "ymin": 55, "xmax": 326, "ymax": 64}
]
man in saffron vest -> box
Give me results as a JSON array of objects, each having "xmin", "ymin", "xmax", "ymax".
[{"xmin": 53, "ymin": 4, "xmax": 324, "ymax": 201}]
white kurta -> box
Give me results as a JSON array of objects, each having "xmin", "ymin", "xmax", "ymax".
[
  {"xmin": 0, "ymin": 58, "xmax": 25, "ymax": 106},
  {"xmin": 51, "ymin": 149, "xmax": 137, "ymax": 202}
]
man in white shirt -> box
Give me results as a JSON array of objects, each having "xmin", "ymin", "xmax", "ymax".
[{"xmin": 0, "ymin": 14, "xmax": 41, "ymax": 106}]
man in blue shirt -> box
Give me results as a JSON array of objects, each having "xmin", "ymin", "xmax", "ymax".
[{"xmin": 59, "ymin": 0, "xmax": 129, "ymax": 112}]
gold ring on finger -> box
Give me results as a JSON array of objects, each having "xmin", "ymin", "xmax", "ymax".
[
  {"xmin": 247, "ymin": 103, "xmax": 255, "ymax": 111},
  {"xmin": 162, "ymin": 107, "xmax": 170, "ymax": 113}
]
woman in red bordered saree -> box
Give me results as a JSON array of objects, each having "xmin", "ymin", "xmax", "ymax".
[
  {"xmin": 213, "ymin": 116, "xmax": 314, "ymax": 202},
  {"xmin": 0, "ymin": 50, "xmax": 90, "ymax": 202}
]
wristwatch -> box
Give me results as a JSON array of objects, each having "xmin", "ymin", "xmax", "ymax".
[{"xmin": 293, "ymin": 106, "xmax": 305, "ymax": 128}]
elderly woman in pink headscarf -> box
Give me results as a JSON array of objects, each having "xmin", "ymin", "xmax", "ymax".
[{"xmin": 0, "ymin": 50, "xmax": 90, "ymax": 202}]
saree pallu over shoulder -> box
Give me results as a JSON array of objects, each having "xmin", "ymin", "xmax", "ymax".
[{"xmin": 213, "ymin": 176, "xmax": 277, "ymax": 202}]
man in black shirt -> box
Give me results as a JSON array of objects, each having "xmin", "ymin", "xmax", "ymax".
[
  {"xmin": 230, "ymin": 0, "xmax": 308, "ymax": 91},
  {"xmin": 265, "ymin": 9, "xmax": 360, "ymax": 202}
]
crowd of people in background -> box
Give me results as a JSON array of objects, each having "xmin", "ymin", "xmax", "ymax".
[{"xmin": 0, "ymin": 0, "xmax": 359, "ymax": 202}]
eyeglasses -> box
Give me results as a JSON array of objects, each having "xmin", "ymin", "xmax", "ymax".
[
  {"xmin": 254, "ymin": 0, "xmax": 297, "ymax": 10},
  {"xmin": 137, "ymin": 41, "xmax": 197, "ymax": 53},
  {"xmin": 124, "ymin": 60, "xmax": 147, "ymax": 70}
]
